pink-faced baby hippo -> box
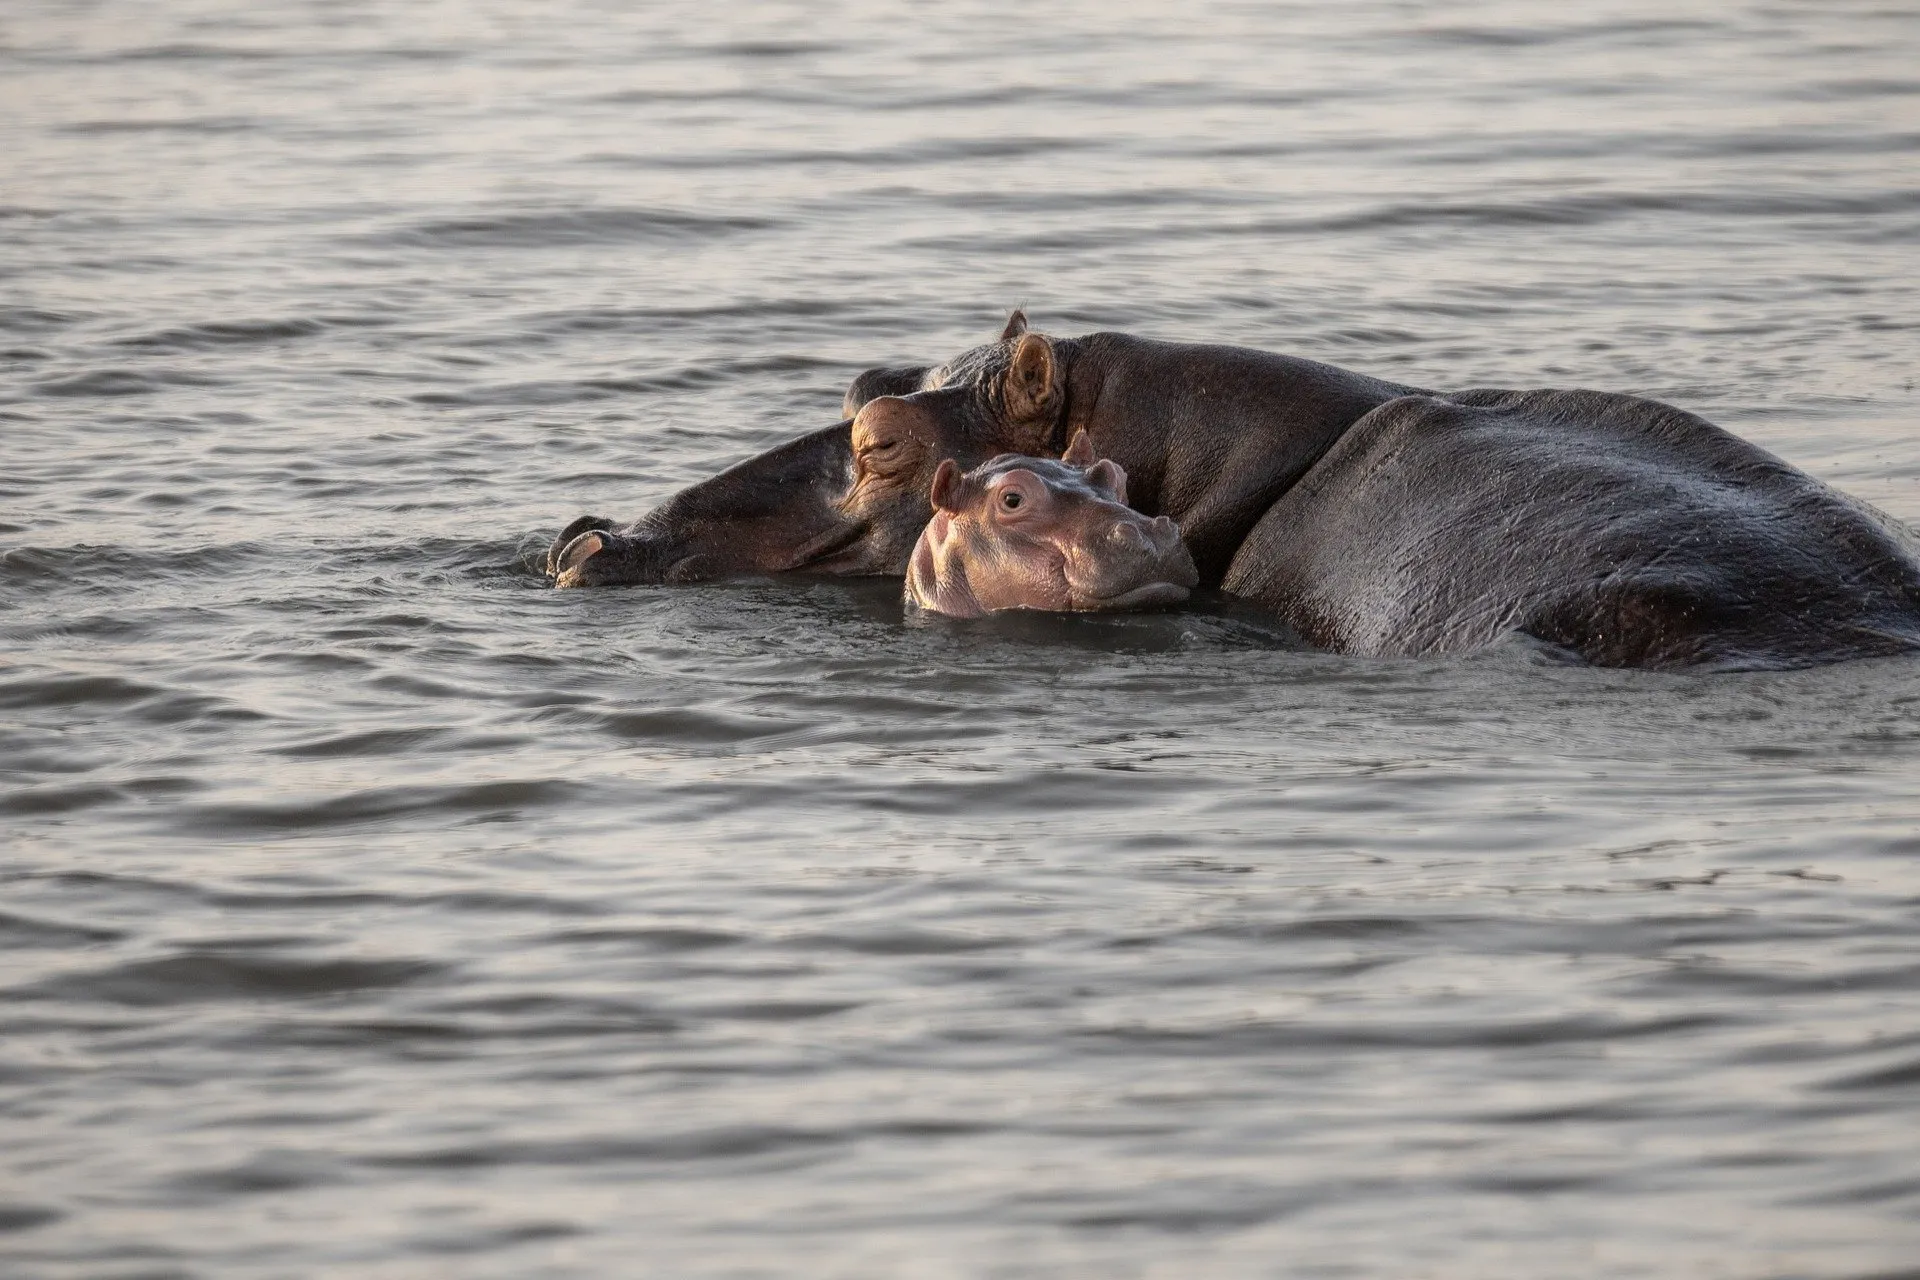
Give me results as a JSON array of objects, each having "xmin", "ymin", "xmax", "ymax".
[{"xmin": 906, "ymin": 431, "xmax": 1198, "ymax": 617}]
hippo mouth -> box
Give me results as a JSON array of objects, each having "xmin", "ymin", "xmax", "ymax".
[
  {"xmin": 779, "ymin": 518, "xmax": 872, "ymax": 572},
  {"xmin": 1076, "ymin": 581, "xmax": 1194, "ymax": 611}
]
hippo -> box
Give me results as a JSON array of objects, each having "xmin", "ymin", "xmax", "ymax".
[
  {"xmin": 549, "ymin": 312, "xmax": 1920, "ymax": 669},
  {"xmin": 905, "ymin": 431, "xmax": 1198, "ymax": 617}
]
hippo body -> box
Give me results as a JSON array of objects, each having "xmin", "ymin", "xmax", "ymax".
[
  {"xmin": 550, "ymin": 315, "xmax": 1920, "ymax": 669},
  {"xmin": 906, "ymin": 435, "xmax": 1197, "ymax": 618},
  {"xmin": 1227, "ymin": 388, "xmax": 1920, "ymax": 666}
]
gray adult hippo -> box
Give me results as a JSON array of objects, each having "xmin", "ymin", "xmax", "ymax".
[{"xmin": 548, "ymin": 313, "xmax": 1920, "ymax": 669}]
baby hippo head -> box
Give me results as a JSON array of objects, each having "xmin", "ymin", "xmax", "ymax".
[{"xmin": 906, "ymin": 430, "xmax": 1198, "ymax": 617}]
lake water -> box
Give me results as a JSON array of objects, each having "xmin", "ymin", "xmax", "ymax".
[{"xmin": 5, "ymin": 1, "xmax": 1920, "ymax": 1275}]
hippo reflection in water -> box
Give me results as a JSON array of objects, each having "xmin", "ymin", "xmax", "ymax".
[
  {"xmin": 905, "ymin": 431, "xmax": 1197, "ymax": 618},
  {"xmin": 549, "ymin": 312, "xmax": 1920, "ymax": 670}
]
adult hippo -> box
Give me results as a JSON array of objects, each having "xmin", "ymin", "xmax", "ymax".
[{"xmin": 548, "ymin": 313, "xmax": 1920, "ymax": 669}]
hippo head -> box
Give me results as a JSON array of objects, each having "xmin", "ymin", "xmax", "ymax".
[
  {"xmin": 551, "ymin": 311, "xmax": 1066, "ymax": 588},
  {"xmin": 905, "ymin": 431, "xmax": 1197, "ymax": 617}
]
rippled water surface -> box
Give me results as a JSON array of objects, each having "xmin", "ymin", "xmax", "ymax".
[{"xmin": 6, "ymin": 2, "xmax": 1920, "ymax": 1275}]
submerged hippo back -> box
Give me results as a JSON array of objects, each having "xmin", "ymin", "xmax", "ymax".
[{"xmin": 906, "ymin": 434, "xmax": 1198, "ymax": 618}]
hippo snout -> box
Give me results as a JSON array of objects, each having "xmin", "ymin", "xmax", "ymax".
[
  {"xmin": 1107, "ymin": 515, "xmax": 1183, "ymax": 557},
  {"xmin": 550, "ymin": 526, "xmax": 686, "ymax": 588}
]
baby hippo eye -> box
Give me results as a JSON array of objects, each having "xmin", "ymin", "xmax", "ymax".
[{"xmin": 1001, "ymin": 491, "xmax": 1022, "ymax": 510}]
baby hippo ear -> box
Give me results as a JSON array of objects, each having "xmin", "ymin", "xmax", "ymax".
[
  {"xmin": 1085, "ymin": 458, "xmax": 1128, "ymax": 505},
  {"xmin": 928, "ymin": 458, "xmax": 965, "ymax": 512},
  {"xmin": 1061, "ymin": 428, "xmax": 1098, "ymax": 468}
]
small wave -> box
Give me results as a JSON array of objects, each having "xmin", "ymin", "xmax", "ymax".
[
  {"xmin": 0, "ymin": 909, "xmax": 126, "ymax": 948},
  {"xmin": 361, "ymin": 1125, "xmax": 842, "ymax": 1170},
  {"xmin": 112, "ymin": 317, "xmax": 329, "ymax": 351},
  {"xmin": 60, "ymin": 116, "xmax": 261, "ymax": 135},
  {"xmin": 176, "ymin": 778, "xmax": 585, "ymax": 834},
  {"xmin": 699, "ymin": 39, "xmax": 840, "ymax": 58},
  {"xmin": 15, "ymin": 951, "xmax": 441, "ymax": 1006},
  {"xmin": 409, "ymin": 354, "xmax": 845, "ymax": 407},
  {"xmin": 31, "ymin": 368, "xmax": 223, "ymax": 398},
  {"xmin": 909, "ymin": 188, "xmax": 1920, "ymax": 253},
  {"xmin": 0, "ymin": 305, "xmax": 80, "ymax": 332},
  {"xmin": 618, "ymin": 135, "xmax": 1096, "ymax": 172},
  {"xmin": 3, "ymin": 539, "xmax": 279, "ymax": 580},
  {"xmin": 170, "ymin": 1151, "xmax": 347, "ymax": 1198},
  {"xmin": 367, "ymin": 207, "xmax": 780, "ymax": 250},
  {"xmin": 1412, "ymin": 18, "xmax": 1716, "ymax": 48},
  {"xmin": 0, "ymin": 1204, "xmax": 64, "ymax": 1233}
]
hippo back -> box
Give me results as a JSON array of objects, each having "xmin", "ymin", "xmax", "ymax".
[{"xmin": 1223, "ymin": 388, "xmax": 1920, "ymax": 668}]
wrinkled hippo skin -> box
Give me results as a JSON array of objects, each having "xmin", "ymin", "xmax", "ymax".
[
  {"xmin": 548, "ymin": 312, "xmax": 1920, "ymax": 669},
  {"xmin": 906, "ymin": 432, "xmax": 1197, "ymax": 617}
]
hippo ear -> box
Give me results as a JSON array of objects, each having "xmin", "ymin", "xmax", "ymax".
[
  {"xmin": 928, "ymin": 458, "xmax": 965, "ymax": 512},
  {"xmin": 999, "ymin": 309, "xmax": 1029, "ymax": 342},
  {"xmin": 1005, "ymin": 332, "xmax": 1062, "ymax": 427},
  {"xmin": 1085, "ymin": 458, "xmax": 1128, "ymax": 505},
  {"xmin": 1061, "ymin": 428, "xmax": 1097, "ymax": 468}
]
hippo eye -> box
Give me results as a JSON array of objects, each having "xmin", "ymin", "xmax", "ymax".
[{"xmin": 1001, "ymin": 491, "xmax": 1022, "ymax": 510}]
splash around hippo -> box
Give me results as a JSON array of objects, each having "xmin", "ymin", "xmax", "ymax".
[{"xmin": 906, "ymin": 431, "xmax": 1197, "ymax": 618}]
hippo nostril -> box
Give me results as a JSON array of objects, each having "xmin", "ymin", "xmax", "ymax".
[{"xmin": 1109, "ymin": 523, "xmax": 1151, "ymax": 553}]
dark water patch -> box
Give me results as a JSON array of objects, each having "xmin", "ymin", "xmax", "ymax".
[
  {"xmin": 0, "ymin": 672, "xmax": 165, "ymax": 710},
  {"xmin": 538, "ymin": 925, "xmax": 743, "ymax": 952},
  {"xmin": 1819, "ymin": 1056, "xmax": 1920, "ymax": 1093},
  {"xmin": 0, "ymin": 1204, "xmax": 64, "ymax": 1233},
  {"xmin": 590, "ymin": 707, "xmax": 805, "ymax": 746},
  {"xmin": 699, "ymin": 39, "xmax": 840, "ymax": 59},
  {"xmin": 112, "ymin": 317, "xmax": 329, "ymax": 351},
  {"xmin": 1073, "ymin": 1012, "xmax": 1726, "ymax": 1056},
  {"xmin": 18, "ymin": 952, "xmax": 441, "ymax": 1007},
  {"xmin": 402, "ymin": 1219, "xmax": 585, "ymax": 1256},
  {"xmin": 369, "ymin": 207, "xmax": 780, "ymax": 250},
  {"xmin": 1793, "ymin": 1174, "xmax": 1920, "ymax": 1208},
  {"xmin": 31, "ymin": 368, "xmax": 224, "ymax": 397},
  {"xmin": 0, "ymin": 910, "xmax": 126, "ymax": 948},
  {"xmin": 632, "ymin": 135, "xmax": 1095, "ymax": 171},
  {"xmin": 421, "ymin": 992, "xmax": 680, "ymax": 1034},
  {"xmin": 362, "ymin": 1125, "xmax": 843, "ymax": 1171},
  {"xmin": 176, "ymin": 778, "xmax": 586, "ymax": 834},
  {"xmin": 525, "ymin": 296, "xmax": 855, "ymax": 332},
  {"xmin": 1636, "ymin": 959, "xmax": 1920, "ymax": 997},
  {"xmin": 1793, "ymin": 77, "xmax": 1920, "ymax": 100},
  {"xmin": 914, "ymin": 188, "xmax": 1920, "ymax": 254},
  {"xmin": 60, "ymin": 116, "xmax": 262, "ymax": 135},
  {"xmin": 269, "ymin": 726, "xmax": 458, "ymax": 759},
  {"xmin": 0, "ymin": 672, "xmax": 264, "ymax": 732},
  {"xmin": 780, "ymin": 928, "xmax": 1009, "ymax": 957},
  {"xmin": 94, "ymin": 41, "xmax": 289, "ymax": 61},
  {"xmin": 0, "ymin": 306, "xmax": 81, "ymax": 332},
  {"xmin": 409, "ymin": 353, "xmax": 846, "ymax": 406},
  {"xmin": 1409, "ymin": 18, "xmax": 1717, "ymax": 49},
  {"xmin": 169, "ymin": 1150, "xmax": 349, "ymax": 1199},
  {"xmin": 1480, "ymin": 1098, "xmax": 1659, "ymax": 1125}
]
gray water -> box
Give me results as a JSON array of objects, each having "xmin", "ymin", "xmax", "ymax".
[{"xmin": 5, "ymin": 1, "xmax": 1920, "ymax": 1276}]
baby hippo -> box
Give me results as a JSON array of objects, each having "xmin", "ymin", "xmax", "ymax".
[{"xmin": 906, "ymin": 430, "xmax": 1198, "ymax": 617}]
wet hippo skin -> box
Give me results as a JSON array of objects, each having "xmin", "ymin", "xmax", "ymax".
[{"xmin": 549, "ymin": 313, "xmax": 1920, "ymax": 669}]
